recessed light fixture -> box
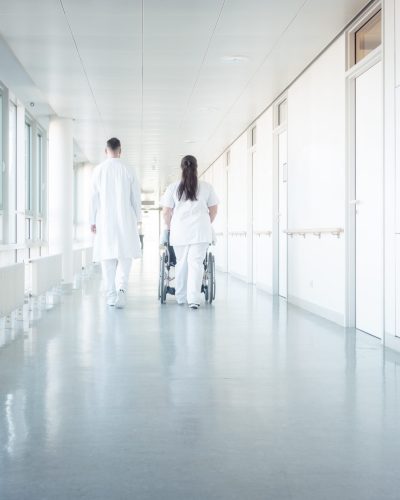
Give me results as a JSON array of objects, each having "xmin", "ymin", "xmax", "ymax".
[
  {"xmin": 198, "ymin": 106, "xmax": 219, "ymax": 112},
  {"xmin": 184, "ymin": 139, "xmax": 197, "ymax": 144},
  {"xmin": 221, "ymin": 55, "xmax": 249, "ymax": 63}
]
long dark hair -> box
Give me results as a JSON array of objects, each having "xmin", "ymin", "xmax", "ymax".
[{"xmin": 177, "ymin": 155, "xmax": 198, "ymax": 201}]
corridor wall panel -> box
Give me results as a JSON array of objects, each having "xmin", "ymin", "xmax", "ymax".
[
  {"xmin": 396, "ymin": 3, "xmax": 400, "ymax": 88},
  {"xmin": 210, "ymin": 156, "xmax": 228, "ymax": 272},
  {"xmin": 252, "ymin": 108, "xmax": 274, "ymax": 291},
  {"xmin": 391, "ymin": 0, "xmax": 400, "ymax": 342},
  {"xmin": 287, "ymin": 36, "xmax": 346, "ymax": 324},
  {"xmin": 227, "ymin": 133, "xmax": 248, "ymax": 280}
]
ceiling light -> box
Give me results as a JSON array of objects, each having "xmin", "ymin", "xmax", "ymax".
[
  {"xmin": 184, "ymin": 139, "xmax": 197, "ymax": 144},
  {"xmin": 198, "ymin": 106, "xmax": 219, "ymax": 112},
  {"xmin": 221, "ymin": 55, "xmax": 249, "ymax": 63}
]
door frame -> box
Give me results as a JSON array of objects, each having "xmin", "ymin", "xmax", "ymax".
[
  {"xmin": 247, "ymin": 127, "xmax": 256, "ymax": 284},
  {"xmin": 345, "ymin": 45, "xmax": 384, "ymax": 338},
  {"xmin": 272, "ymin": 94, "xmax": 288, "ymax": 296}
]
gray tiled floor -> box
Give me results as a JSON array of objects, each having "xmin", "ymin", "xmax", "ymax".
[{"xmin": 0, "ymin": 256, "xmax": 400, "ymax": 499}]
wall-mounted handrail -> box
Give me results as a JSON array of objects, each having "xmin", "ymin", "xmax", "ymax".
[
  {"xmin": 228, "ymin": 231, "xmax": 247, "ymax": 237},
  {"xmin": 254, "ymin": 230, "xmax": 272, "ymax": 236},
  {"xmin": 284, "ymin": 228, "xmax": 344, "ymax": 239}
]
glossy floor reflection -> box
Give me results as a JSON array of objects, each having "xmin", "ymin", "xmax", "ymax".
[{"xmin": 1, "ymin": 254, "xmax": 400, "ymax": 500}]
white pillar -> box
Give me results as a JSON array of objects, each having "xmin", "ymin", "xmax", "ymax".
[{"xmin": 48, "ymin": 117, "xmax": 74, "ymax": 284}]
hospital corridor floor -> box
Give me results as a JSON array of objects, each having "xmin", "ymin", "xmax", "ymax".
[{"xmin": 0, "ymin": 254, "xmax": 400, "ymax": 500}]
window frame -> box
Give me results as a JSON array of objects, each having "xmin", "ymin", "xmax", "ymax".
[
  {"xmin": 251, "ymin": 126, "xmax": 257, "ymax": 147},
  {"xmin": 0, "ymin": 82, "xmax": 6, "ymax": 215},
  {"xmin": 8, "ymin": 99, "xmax": 18, "ymax": 245},
  {"xmin": 226, "ymin": 150, "xmax": 231, "ymax": 167},
  {"xmin": 36, "ymin": 127, "xmax": 46, "ymax": 218},
  {"xmin": 346, "ymin": 3, "xmax": 382, "ymax": 70},
  {"xmin": 273, "ymin": 95, "xmax": 288, "ymax": 131},
  {"xmin": 25, "ymin": 116, "xmax": 33, "ymax": 216}
]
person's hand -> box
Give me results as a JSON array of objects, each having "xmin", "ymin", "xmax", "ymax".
[
  {"xmin": 91, "ymin": 224, "xmax": 97, "ymax": 234},
  {"xmin": 160, "ymin": 229, "xmax": 170, "ymax": 245}
]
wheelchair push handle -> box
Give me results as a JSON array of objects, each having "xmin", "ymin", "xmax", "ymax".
[{"xmin": 160, "ymin": 229, "xmax": 170, "ymax": 246}]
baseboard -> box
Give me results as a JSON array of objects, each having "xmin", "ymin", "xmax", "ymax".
[
  {"xmin": 287, "ymin": 294, "xmax": 345, "ymax": 327},
  {"xmin": 229, "ymin": 271, "xmax": 249, "ymax": 283},
  {"xmin": 255, "ymin": 283, "xmax": 273, "ymax": 294},
  {"xmin": 384, "ymin": 333, "xmax": 400, "ymax": 353}
]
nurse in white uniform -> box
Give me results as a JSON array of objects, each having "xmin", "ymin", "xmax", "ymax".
[
  {"xmin": 90, "ymin": 137, "xmax": 142, "ymax": 308},
  {"xmin": 161, "ymin": 155, "xmax": 218, "ymax": 309}
]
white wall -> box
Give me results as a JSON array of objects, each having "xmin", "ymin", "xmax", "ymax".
[
  {"xmin": 287, "ymin": 35, "xmax": 346, "ymax": 324},
  {"xmin": 206, "ymin": 6, "xmax": 400, "ymax": 344},
  {"xmin": 252, "ymin": 108, "xmax": 274, "ymax": 291},
  {"xmin": 208, "ymin": 36, "xmax": 347, "ymax": 323},
  {"xmin": 227, "ymin": 132, "xmax": 248, "ymax": 280},
  {"xmin": 383, "ymin": 0, "xmax": 400, "ymax": 347},
  {"xmin": 209, "ymin": 156, "xmax": 228, "ymax": 272}
]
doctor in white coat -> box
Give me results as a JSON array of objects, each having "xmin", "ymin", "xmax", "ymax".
[
  {"xmin": 90, "ymin": 137, "xmax": 142, "ymax": 308},
  {"xmin": 161, "ymin": 155, "xmax": 218, "ymax": 309}
]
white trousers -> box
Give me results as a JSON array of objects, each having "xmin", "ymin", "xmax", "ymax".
[
  {"xmin": 101, "ymin": 258, "xmax": 132, "ymax": 299},
  {"xmin": 174, "ymin": 243, "xmax": 209, "ymax": 305}
]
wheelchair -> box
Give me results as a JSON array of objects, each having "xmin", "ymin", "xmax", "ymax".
[{"xmin": 158, "ymin": 242, "xmax": 216, "ymax": 305}]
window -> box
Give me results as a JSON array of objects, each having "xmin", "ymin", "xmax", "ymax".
[
  {"xmin": 354, "ymin": 10, "xmax": 381, "ymax": 65},
  {"xmin": 25, "ymin": 121, "xmax": 33, "ymax": 213},
  {"xmin": 37, "ymin": 133, "xmax": 44, "ymax": 215},
  {"xmin": 278, "ymin": 100, "xmax": 287, "ymax": 126},
  {"xmin": 8, "ymin": 102, "xmax": 17, "ymax": 243},
  {"xmin": 251, "ymin": 126, "xmax": 257, "ymax": 147},
  {"xmin": 0, "ymin": 92, "xmax": 3, "ymax": 212}
]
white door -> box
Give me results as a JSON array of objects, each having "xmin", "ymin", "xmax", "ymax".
[
  {"xmin": 355, "ymin": 61, "xmax": 383, "ymax": 337},
  {"xmin": 278, "ymin": 131, "xmax": 288, "ymax": 298},
  {"xmin": 252, "ymin": 150, "xmax": 258, "ymax": 282}
]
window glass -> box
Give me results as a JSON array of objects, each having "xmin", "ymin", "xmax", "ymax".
[
  {"xmin": 0, "ymin": 93, "xmax": 3, "ymax": 211},
  {"xmin": 251, "ymin": 126, "xmax": 257, "ymax": 146},
  {"xmin": 278, "ymin": 100, "xmax": 287, "ymax": 126},
  {"xmin": 355, "ymin": 10, "xmax": 381, "ymax": 64},
  {"xmin": 25, "ymin": 121, "xmax": 32, "ymax": 212},
  {"xmin": 9, "ymin": 102, "xmax": 17, "ymax": 242},
  {"xmin": 37, "ymin": 133, "xmax": 43, "ymax": 215}
]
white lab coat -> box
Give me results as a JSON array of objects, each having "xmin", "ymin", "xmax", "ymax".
[
  {"xmin": 90, "ymin": 158, "xmax": 142, "ymax": 262},
  {"xmin": 160, "ymin": 180, "xmax": 219, "ymax": 246}
]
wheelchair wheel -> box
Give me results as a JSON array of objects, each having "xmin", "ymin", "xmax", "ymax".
[
  {"xmin": 210, "ymin": 253, "xmax": 216, "ymax": 301},
  {"xmin": 158, "ymin": 256, "xmax": 163, "ymax": 299},
  {"xmin": 159, "ymin": 253, "xmax": 168, "ymax": 304},
  {"xmin": 207, "ymin": 252, "xmax": 216, "ymax": 305},
  {"xmin": 204, "ymin": 282, "xmax": 209, "ymax": 302}
]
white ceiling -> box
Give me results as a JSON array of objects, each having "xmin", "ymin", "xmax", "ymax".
[{"xmin": 0, "ymin": 0, "xmax": 369, "ymax": 194}]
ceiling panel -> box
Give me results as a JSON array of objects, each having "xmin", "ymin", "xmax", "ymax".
[{"xmin": 0, "ymin": 0, "xmax": 371, "ymax": 195}]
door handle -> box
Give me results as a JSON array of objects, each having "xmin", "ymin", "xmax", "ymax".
[
  {"xmin": 349, "ymin": 200, "xmax": 360, "ymax": 205},
  {"xmin": 282, "ymin": 163, "xmax": 288, "ymax": 183}
]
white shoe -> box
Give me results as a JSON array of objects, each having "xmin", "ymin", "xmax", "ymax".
[
  {"xmin": 115, "ymin": 289, "xmax": 127, "ymax": 309},
  {"xmin": 188, "ymin": 303, "xmax": 200, "ymax": 309},
  {"xmin": 107, "ymin": 294, "xmax": 116, "ymax": 306}
]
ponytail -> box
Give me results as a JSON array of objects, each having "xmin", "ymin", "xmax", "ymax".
[{"xmin": 177, "ymin": 155, "xmax": 198, "ymax": 201}]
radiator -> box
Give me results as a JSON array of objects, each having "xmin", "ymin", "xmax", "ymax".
[
  {"xmin": 0, "ymin": 263, "xmax": 25, "ymax": 317},
  {"xmin": 30, "ymin": 254, "xmax": 62, "ymax": 297}
]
